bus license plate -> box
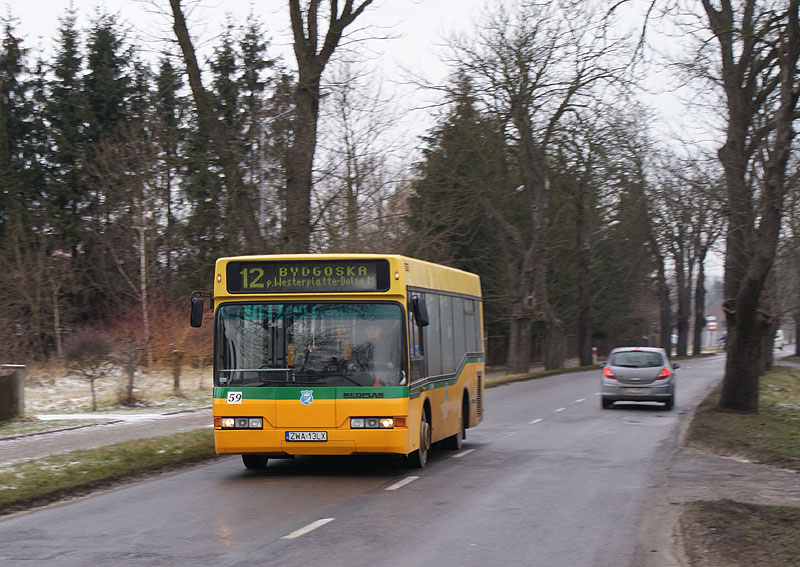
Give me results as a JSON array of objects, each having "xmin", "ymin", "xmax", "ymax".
[{"xmin": 286, "ymin": 431, "xmax": 327, "ymax": 442}]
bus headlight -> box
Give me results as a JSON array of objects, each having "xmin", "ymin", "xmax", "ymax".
[
  {"xmin": 218, "ymin": 417, "xmax": 263, "ymax": 429},
  {"xmin": 350, "ymin": 417, "xmax": 395, "ymax": 429}
]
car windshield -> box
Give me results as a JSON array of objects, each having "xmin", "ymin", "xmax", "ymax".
[
  {"xmin": 216, "ymin": 302, "xmax": 406, "ymax": 387},
  {"xmin": 610, "ymin": 351, "xmax": 664, "ymax": 368}
]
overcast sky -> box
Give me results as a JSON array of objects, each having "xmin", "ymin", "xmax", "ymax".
[
  {"xmin": 6, "ymin": 0, "xmax": 498, "ymax": 149},
  {"xmin": 7, "ymin": 0, "xmax": 482, "ymax": 79},
  {"xmin": 4, "ymin": 0, "xmax": 724, "ymax": 275}
]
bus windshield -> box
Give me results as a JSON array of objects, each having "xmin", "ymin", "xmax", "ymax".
[{"xmin": 216, "ymin": 302, "xmax": 406, "ymax": 387}]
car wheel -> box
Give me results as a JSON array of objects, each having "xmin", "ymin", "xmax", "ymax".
[
  {"xmin": 601, "ymin": 397, "xmax": 613, "ymax": 409},
  {"xmin": 242, "ymin": 455, "xmax": 268, "ymax": 469}
]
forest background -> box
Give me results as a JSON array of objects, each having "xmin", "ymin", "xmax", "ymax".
[{"xmin": 1, "ymin": 0, "xmax": 798, "ymax": 391}]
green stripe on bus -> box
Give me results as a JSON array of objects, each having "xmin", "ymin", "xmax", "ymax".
[
  {"xmin": 213, "ymin": 386, "xmax": 409, "ymax": 400},
  {"xmin": 213, "ymin": 356, "xmax": 483, "ymax": 400},
  {"xmin": 409, "ymin": 355, "xmax": 484, "ymax": 394}
]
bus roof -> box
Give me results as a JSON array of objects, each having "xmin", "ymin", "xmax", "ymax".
[{"xmin": 214, "ymin": 254, "xmax": 482, "ymax": 299}]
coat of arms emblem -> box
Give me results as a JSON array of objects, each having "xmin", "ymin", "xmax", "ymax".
[{"xmin": 300, "ymin": 390, "xmax": 314, "ymax": 405}]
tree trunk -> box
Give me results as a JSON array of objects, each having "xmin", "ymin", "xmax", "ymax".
[
  {"xmin": 576, "ymin": 179, "xmax": 593, "ymax": 366},
  {"xmin": 675, "ymin": 257, "xmax": 690, "ymax": 357},
  {"xmin": 169, "ymin": 0, "xmax": 262, "ymax": 251},
  {"xmin": 284, "ymin": 85, "xmax": 317, "ymax": 252},
  {"xmin": 544, "ymin": 307, "xmax": 565, "ymax": 370},
  {"xmin": 51, "ymin": 278, "xmax": 63, "ymax": 359},
  {"xmin": 653, "ymin": 252, "xmax": 671, "ymax": 352},
  {"xmin": 284, "ymin": 0, "xmax": 376, "ymax": 253},
  {"xmin": 507, "ymin": 310, "xmax": 533, "ymax": 375},
  {"xmin": 693, "ymin": 261, "xmax": 706, "ymax": 357},
  {"xmin": 795, "ymin": 317, "xmax": 800, "ymax": 357},
  {"xmin": 721, "ymin": 303, "xmax": 766, "ymax": 412},
  {"xmin": 137, "ymin": 215, "xmax": 153, "ymax": 368},
  {"xmin": 702, "ymin": 0, "xmax": 799, "ymax": 413}
]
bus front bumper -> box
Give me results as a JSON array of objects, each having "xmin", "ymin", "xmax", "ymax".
[{"xmin": 214, "ymin": 427, "xmax": 412, "ymax": 456}]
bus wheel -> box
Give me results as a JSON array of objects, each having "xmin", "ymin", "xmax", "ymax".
[
  {"xmin": 242, "ymin": 455, "xmax": 268, "ymax": 469},
  {"xmin": 409, "ymin": 411, "xmax": 431, "ymax": 468},
  {"xmin": 443, "ymin": 398, "xmax": 467, "ymax": 450}
]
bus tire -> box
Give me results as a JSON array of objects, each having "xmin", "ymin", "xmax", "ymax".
[
  {"xmin": 242, "ymin": 455, "xmax": 268, "ymax": 469},
  {"xmin": 443, "ymin": 396, "xmax": 468, "ymax": 450},
  {"xmin": 408, "ymin": 409, "xmax": 431, "ymax": 468}
]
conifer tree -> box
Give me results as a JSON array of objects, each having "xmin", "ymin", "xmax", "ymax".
[
  {"xmin": 154, "ymin": 55, "xmax": 188, "ymax": 292},
  {"xmin": 46, "ymin": 7, "xmax": 86, "ymax": 257},
  {"xmin": 407, "ymin": 76, "xmax": 507, "ymax": 332}
]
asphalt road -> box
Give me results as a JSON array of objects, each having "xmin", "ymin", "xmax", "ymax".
[{"xmin": 0, "ymin": 356, "xmax": 725, "ymax": 567}]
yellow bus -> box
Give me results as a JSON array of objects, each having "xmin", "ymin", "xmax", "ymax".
[{"xmin": 190, "ymin": 254, "xmax": 484, "ymax": 469}]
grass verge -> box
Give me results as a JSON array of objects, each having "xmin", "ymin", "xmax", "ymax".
[
  {"xmin": 0, "ymin": 428, "xmax": 216, "ymax": 517},
  {"xmin": 687, "ymin": 365, "xmax": 800, "ymax": 471},
  {"xmin": 680, "ymin": 501, "xmax": 800, "ymax": 567},
  {"xmin": 679, "ymin": 364, "xmax": 800, "ymax": 566}
]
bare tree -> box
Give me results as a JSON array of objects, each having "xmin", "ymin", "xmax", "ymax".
[
  {"xmin": 450, "ymin": 1, "xmax": 632, "ymax": 373},
  {"xmin": 648, "ymin": 153, "xmax": 726, "ymax": 357},
  {"xmin": 605, "ymin": 109, "xmax": 673, "ymax": 352},
  {"xmin": 63, "ymin": 328, "xmax": 115, "ymax": 411},
  {"xmin": 698, "ymin": 1, "xmax": 800, "ymax": 411},
  {"xmin": 314, "ymin": 62, "xmax": 404, "ymax": 251},
  {"xmin": 285, "ymin": 0, "xmax": 376, "ymax": 252},
  {"xmin": 775, "ymin": 167, "xmax": 800, "ymax": 357},
  {"xmin": 168, "ymin": 0, "xmax": 263, "ymax": 251}
]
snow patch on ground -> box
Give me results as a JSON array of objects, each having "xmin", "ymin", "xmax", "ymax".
[{"xmin": 22, "ymin": 366, "xmax": 212, "ymax": 413}]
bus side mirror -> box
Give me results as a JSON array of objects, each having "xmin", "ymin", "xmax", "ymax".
[
  {"xmin": 411, "ymin": 295, "xmax": 430, "ymax": 327},
  {"xmin": 190, "ymin": 297, "xmax": 205, "ymax": 328}
]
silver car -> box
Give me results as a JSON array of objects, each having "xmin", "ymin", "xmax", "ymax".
[{"xmin": 600, "ymin": 347, "xmax": 678, "ymax": 410}]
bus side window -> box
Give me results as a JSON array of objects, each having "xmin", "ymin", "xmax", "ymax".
[{"xmin": 409, "ymin": 295, "xmax": 426, "ymax": 381}]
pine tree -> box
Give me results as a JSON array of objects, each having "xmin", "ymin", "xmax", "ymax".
[
  {"xmin": 80, "ymin": 12, "xmax": 135, "ymax": 306},
  {"xmin": 407, "ymin": 76, "xmax": 507, "ymax": 330},
  {"xmin": 0, "ymin": 20, "xmax": 36, "ymax": 234},
  {"xmin": 0, "ymin": 17, "xmax": 56, "ymax": 358},
  {"xmin": 45, "ymin": 7, "xmax": 86, "ymax": 256},
  {"xmin": 154, "ymin": 55, "xmax": 188, "ymax": 293}
]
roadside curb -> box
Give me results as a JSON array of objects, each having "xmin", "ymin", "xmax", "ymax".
[
  {"xmin": 0, "ymin": 420, "xmax": 123, "ymax": 442},
  {"xmin": 639, "ymin": 359, "xmax": 726, "ymax": 567},
  {"xmin": 0, "ymin": 406, "xmax": 213, "ymax": 443}
]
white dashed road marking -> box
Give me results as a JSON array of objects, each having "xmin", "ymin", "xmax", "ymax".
[
  {"xmin": 385, "ymin": 476, "xmax": 419, "ymax": 491},
  {"xmin": 452, "ymin": 449, "xmax": 475, "ymax": 458},
  {"xmin": 282, "ymin": 518, "xmax": 335, "ymax": 540}
]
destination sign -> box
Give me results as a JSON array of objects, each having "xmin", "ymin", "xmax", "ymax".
[{"xmin": 226, "ymin": 259, "xmax": 391, "ymax": 293}]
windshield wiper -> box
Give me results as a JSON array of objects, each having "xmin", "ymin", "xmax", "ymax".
[{"xmin": 258, "ymin": 379, "xmax": 320, "ymax": 386}]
